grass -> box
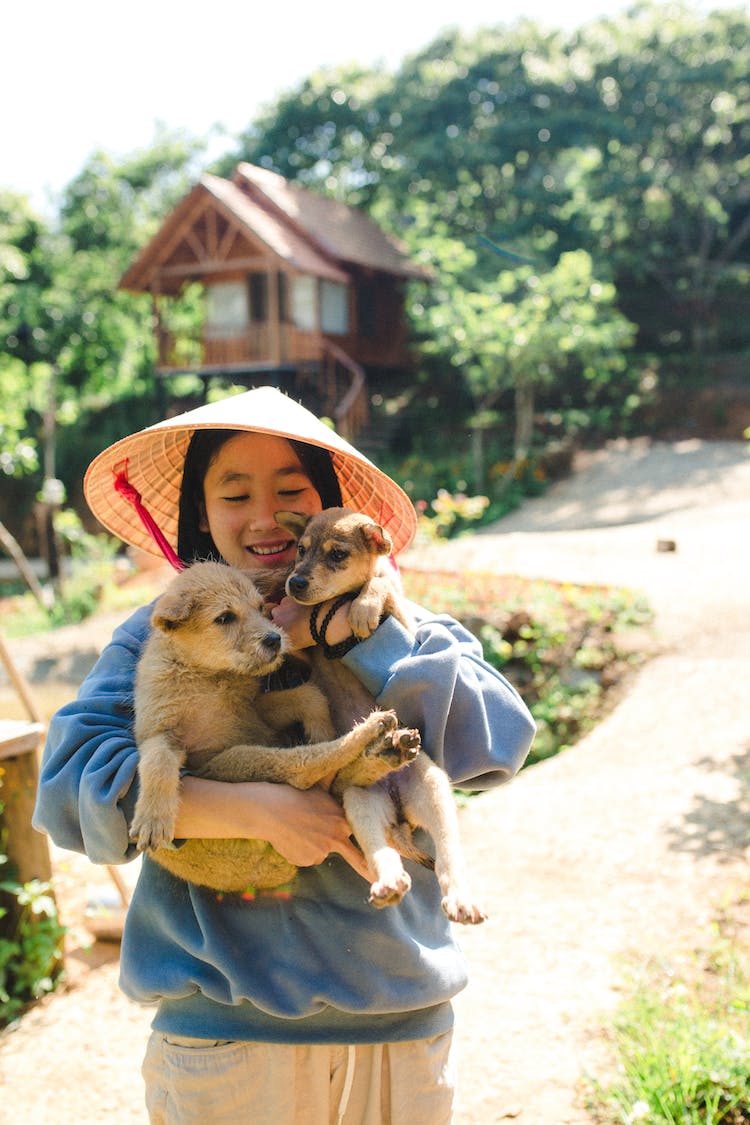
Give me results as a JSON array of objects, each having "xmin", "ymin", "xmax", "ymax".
[
  {"xmin": 587, "ymin": 894, "xmax": 750, "ymax": 1123},
  {"xmin": 0, "ymin": 556, "xmax": 164, "ymax": 639}
]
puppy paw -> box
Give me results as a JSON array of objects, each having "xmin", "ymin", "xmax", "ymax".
[
  {"xmin": 359, "ymin": 710, "xmax": 398, "ymax": 755},
  {"xmin": 349, "ymin": 597, "xmax": 382, "ymax": 639},
  {"xmin": 374, "ymin": 727, "xmax": 421, "ymax": 770},
  {"xmin": 441, "ymin": 893, "xmax": 488, "ymax": 925},
  {"xmin": 394, "ymin": 727, "xmax": 420, "ymax": 760},
  {"xmin": 369, "ymin": 869, "xmax": 412, "ymax": 908},
  {"xmin": 129, "ymin": 813, "xmax": 175, "ymax": 853}
]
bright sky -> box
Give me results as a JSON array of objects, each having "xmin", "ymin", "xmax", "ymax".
[{"xmin": 0, "ymin": 0, "xmax": 732, "ymax": 216}]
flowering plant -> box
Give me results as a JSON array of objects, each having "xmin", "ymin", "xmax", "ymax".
[{"xmin": 415, "ymin": 489, "xmax": 490, "ymax": 541}]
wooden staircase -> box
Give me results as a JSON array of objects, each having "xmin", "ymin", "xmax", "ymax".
[{"xmin": 294, "ymin": 341, "xmax": 369, "ymax": 442}]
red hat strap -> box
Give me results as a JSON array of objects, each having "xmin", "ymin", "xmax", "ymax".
[{"xmin": 112, "ymin": 459, "xmax": 185, "ymax": 572}]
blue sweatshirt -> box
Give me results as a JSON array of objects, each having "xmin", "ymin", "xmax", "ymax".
[{"xmin": 33, "ymin": 601, "xmax": 535, "ymax": 1044}]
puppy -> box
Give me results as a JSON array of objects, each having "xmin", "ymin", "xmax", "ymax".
[
  {"xmin": 278, "ymin": 507, "xmax": 487, "ymax": 925},
  {"xmin": 130, "ymin": 560, "xmax": 420, "ymax": 892}
]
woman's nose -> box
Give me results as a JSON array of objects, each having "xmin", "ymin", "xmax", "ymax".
[{"xmin": 247, "ymin": 497, "xmax": 282, "ymax": 530}]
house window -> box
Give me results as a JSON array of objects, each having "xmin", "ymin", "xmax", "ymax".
[
  {"xmin": 249, "ymin": 273, "xmax": 268, "ymax": 322},
  {"xmin": 321, "ymin": 281, "xmax": 349, "ymax": 335},
  {"xmin": 292, "ymin": 276, "xmax": 317, "ymax": 331},
  {"xmin": 357, "ymin": 282, "xmax": 377, "ymax": 338},
  {"xmin": 205, "ymin": 280, "xmax": 249, "ymax": 338}
]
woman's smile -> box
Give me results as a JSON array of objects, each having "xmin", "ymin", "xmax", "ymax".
[{"xmin": 244, "ymin": 538, "xmax": 296, "ymax": 563}]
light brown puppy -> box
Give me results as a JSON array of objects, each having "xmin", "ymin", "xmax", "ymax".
[
  {"xmin": 278, "ymin": 507, "xmax": 487, "ymax": 925},
  {"xmin": 131, "ymin": 560, "xmax": 420, "ymax": 892}
]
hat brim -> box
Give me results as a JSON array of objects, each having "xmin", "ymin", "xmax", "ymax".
[{"xmin": 84, "ymin": 387, "xmax": 417, "ymax": 559}]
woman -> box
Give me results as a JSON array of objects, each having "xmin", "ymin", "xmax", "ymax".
[{"xmin": 34, "ymin": 386, "xmax": 536, "ymax": 1124}]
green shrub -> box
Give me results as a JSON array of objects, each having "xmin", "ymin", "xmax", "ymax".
[
  {"xmin": 0, "ymin": 781, "xmax": 66, "ymax": 1027},
  {"xmin": 400, "ymin": 568, "xmax": 653, "ymax": 765}
]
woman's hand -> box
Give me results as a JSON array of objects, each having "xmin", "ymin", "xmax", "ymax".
[
  {"xmin": 252, "ymin": 783, "xmax": 371, "ymax": 878},
  {"xmin": 270, "ymin": 595, "xmax": 355, "ymax": 651},
  {"xmin": 174, "ymin": 776, "xmax": 371, "ymax": 881}
]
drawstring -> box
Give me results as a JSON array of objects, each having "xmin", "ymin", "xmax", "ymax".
[
  {"xmin": 336, "ymin": 1045, "xmax": 356, "ymax": 1125},
  {"xmin": 112, "ymin": 459, "xmax": 185, "ymax": 573}
]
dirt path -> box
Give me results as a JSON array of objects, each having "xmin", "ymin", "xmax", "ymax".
[{"xmin": 2, "ymin": 437, "xmax": 749, "ymax": 1124}]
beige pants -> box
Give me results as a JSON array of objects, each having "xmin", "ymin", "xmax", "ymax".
[{"xmin": 142, "ymin": 1029, "xmax": 456, "ymax": 1125}]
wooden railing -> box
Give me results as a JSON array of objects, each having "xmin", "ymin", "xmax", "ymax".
[
  {"xmin": 155, "ymin": 326, "xmax": 369, "ymax": 441},
  {"xmin": 320, "ymin": 341, "xmax": 368, "ymax": 442}
]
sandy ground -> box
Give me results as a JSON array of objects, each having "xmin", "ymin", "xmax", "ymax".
[{"xmin": 1, "ymin": 436, "xmax": 749, "ymax": 1123}]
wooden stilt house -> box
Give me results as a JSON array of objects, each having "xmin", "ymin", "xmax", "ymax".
[{"xmin": 119, "ymin": 162, "xmax": 430, "ymax": 438}]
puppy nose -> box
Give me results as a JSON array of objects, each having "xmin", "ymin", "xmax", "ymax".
[
  {"xmin": 287, "ymin": 575, "xmax": 308, "ymax": 597},
  {"xmin": 263, "ymin": 631, "xmax": 282, "ymax": 652}
]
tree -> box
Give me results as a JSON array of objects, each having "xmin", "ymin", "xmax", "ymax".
[
  {"xmin": 2, "ymin": 132, "xmax": 205, "ymax": 474},
  {"xmin": 1, "ymin": 133, "xmax": 206, "ymax": 581},
  {"xmin": 562, "ymin": 3, "xmax": 750, "ymax": 357},
  {"xmin": 0, "ymin": 191, "xmax": 52, "ymax": 475},
  {"xmin": 417, "ymin": 248, "xmax": 636, "ymax": 485}
]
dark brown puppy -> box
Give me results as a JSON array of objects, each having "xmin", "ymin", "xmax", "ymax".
[{"xmin": 278, "ymin": 507, "xmax": 487, "ymax": 924}]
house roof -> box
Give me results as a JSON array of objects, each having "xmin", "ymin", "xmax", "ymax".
[
  {"xmin": 233, "ymin": 163, "xmax": 430, "ymax": 281},
  {"xmin": 201, "ymin": 173, "xmax": 349, "ymax": 283},
  {"xmin": 120, "ymin": 162, "xmax": 429, "ymax": 294}
]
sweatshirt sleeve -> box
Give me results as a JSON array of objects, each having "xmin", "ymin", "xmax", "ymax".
[
  {"xmin": 343, "ymin": 604, "xmax": 536, "ymax": 790},
  {"xmin": 32, "ymin": 604, "xmax": 153, "ymax": 865}
]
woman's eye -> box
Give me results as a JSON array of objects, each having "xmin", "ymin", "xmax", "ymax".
[
  {"xmin": 214, "ymin": 611, "xmax": 237, "ymax": 626},
  {"xmin": 279, "ymin": 487, "xmax": 306, "ymax": 498}
]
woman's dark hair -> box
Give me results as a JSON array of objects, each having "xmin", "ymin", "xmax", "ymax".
[{"xmin": 177, "ymin": 428, "xmax": 342, "ymax": 563}]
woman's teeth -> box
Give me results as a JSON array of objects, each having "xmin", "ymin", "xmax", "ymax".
[{"xmin": 248, "ymin": 543, "xmax": 290, "ymax": 557}]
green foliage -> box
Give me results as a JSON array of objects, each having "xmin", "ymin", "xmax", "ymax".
[
  {"xmin": 0, "ymin": 782, "xmax": 66, "ymax": 1026},
  {"xmin": 0, "ymin": 879, "xmax": 65, "ymax": 1026},
  {"xmin": 0, "ymin": 192, "xmax": 55, "ymax": 474},
  {"xmin": 588, "ymin": 927, "xmax": 750, "ymax": 1123},
  {"xmin": 0, "ymin": 131, "xmax": 205, "ymax": 500},
  {"xmin": 416, "ymin": 246, "xmax": 637, "ymax": 465},
  {"xmin": 400, "ymin": 568, "xmax": 653, "ymax": 764},
  {"xmin": 563, "ymin": 4, "xmax": 750, "ymax": 357}
]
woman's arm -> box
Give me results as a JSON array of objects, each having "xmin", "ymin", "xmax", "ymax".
[
  {"xmin": 272, "ymin": 594, "xmax": 536, "ymax": 788},
  {"xmin": 348, "ymin": 609, "xmax": 536, "ymax": 787},
  {"xmin": 33, "ymin": 605, "xmax": 152, "ymax": 864},
  {"xmin": 174, "ymin": 777, "xmax": 371, "ymax": 878}
]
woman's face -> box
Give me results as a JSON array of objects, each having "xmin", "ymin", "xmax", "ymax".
[{"xmin": 199, "ymin": 432, "xmax": 323, "ymax": 572}]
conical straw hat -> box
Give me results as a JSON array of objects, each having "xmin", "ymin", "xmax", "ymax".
[{"xmin": 84, "ymin": 386, "xmax": 417, "ymax": 559}]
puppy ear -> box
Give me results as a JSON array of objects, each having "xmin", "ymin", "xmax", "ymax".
[
  {"xmin": 275, "ymin": 510, "xmax": 311, "ymax": 539},
  {"xmin": 360, "ymin": 520, "xmax": 393, "ymax": 556},
  {"xmin": 253, "ymin": 566, "xmax": 288, "ymax": 604},
  {"xmin": 152, "ymin": 589, "xmax": 194, "ymax": 633}
]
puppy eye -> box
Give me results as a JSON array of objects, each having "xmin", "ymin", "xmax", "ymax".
[
  {"xmin": 329, "ymin": 548, "xmax": 348, "ymax": 564},
  {"xmin": 297, "ymin": 544, "xmax": 307, "ymax": 558},
  {"xmin": 214, "ymin": 611, "xmax": 237, "ymax": 626}
]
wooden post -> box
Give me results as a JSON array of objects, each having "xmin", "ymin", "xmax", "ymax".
[
  {"xmin": 267, "ymin": 264, "xmax": 282, "ymax": 364},
  {"xmin": 0, "ymin": 722, "xmax": 50, "ymax": 938},
  {"xmin": 0, "ymin": 631, "xmax": 57, "ymax": 948}
]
